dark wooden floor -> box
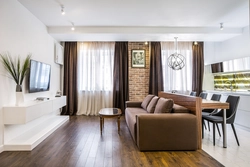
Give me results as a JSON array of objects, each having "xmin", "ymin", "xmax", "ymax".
[{"xmin": 0, "ymin": 116, "xmax": 224, "ymax": 167}]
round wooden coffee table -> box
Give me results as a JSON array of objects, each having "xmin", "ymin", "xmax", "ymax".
[{"xmin": 98, "ymin": 108, "xmax": 122, "ymax": 134}]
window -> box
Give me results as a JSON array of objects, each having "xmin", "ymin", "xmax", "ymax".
[
  {"xmin": 78, "ymin": 42, "xmax": 115, "ymax": 91},
  {"xmin": 161, "ymin": 42, "xmax": 193, "ymax": 94},
  {"xmin": 77, "ymin": 42, "xmax": 115, "ymax": 116}
]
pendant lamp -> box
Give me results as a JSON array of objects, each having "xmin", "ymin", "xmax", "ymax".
[{"xmin": 167, "ymin": 37, "xmax": 185, "ymax": 70}]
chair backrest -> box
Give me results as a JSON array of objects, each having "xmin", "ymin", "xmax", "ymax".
[
  {"xmin": 226, "ymin": 95, "xmax": 240, "ymax": 123},
  {"xmin": 210, "ymin": 94, "xmax": 221, "ymax": 101},
  {"xmin": 215, "ymin": 95, "xmax": 240, "ymax": 123},
  {"xmin": 199, "ymin": 92, "xmax": 208, "ymax": 99},
  {"xmin": 202, "ymin": 94, "xmax": 221, "ymax": 113},
  {"xmin": 190, "ymin": 91, "xmax": 196, "ymax": 96}
]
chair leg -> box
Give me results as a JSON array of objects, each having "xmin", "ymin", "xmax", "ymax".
[
  {"xmin": 203, "ymin": 121, "xmax": 207, "ymax": 130},
  {"xmin": 213, "ymin": 123, "xmax": 216, "ymax": 146},
  {"xmin": 216, "ymin": 123, "xmax": 221, "ymax": 137},
  {"xmin": 207, "ymin": 121, "xmax": 210, "ymax": 131},
  {"xmin": 231, "ymin": 124, "xmax": 240, "ymax": 146},
  {"xmin": 202, "ymin": 119, "xmax": 204, "ymax": 138}
]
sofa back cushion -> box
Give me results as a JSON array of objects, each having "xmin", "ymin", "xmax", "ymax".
[
  {"xmin": 154, "ymin": 98, "xmax": 174, "ymax": 113},
  {"xmin": 141, "ymin": 95, "xmax": 155, "ymax": 110},
  {"xmin": 146, "ymin": 96, "xmax": 159, "ymax": 113}
]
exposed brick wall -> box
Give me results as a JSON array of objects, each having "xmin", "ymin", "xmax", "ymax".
[{"xmin": 128, "ymin": 42, "xmax": 150, "ymax": 101}]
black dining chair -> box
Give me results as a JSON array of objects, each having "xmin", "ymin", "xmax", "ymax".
[
  {"xmin": 199, "ymin": 92, "xmax": 208, "ymax": 99},
  {"xmin": 202, "ymin": 94, "xmax": 222, "ymax": 133},
  {"xmin": 190, "ymin": 91, "xmax": 196, "ymax": 96},
  {"xmin": 202, "ymin": 95, "xmax": 240, "ymax": 146}
]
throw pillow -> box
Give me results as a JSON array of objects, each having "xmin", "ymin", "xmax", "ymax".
[
  {"xmin": 154, "ymin": 98, "xmax": 174, "ymax": 113},
  {"xmin": 141, "ymin": 94, "xmax": 155, "ymax": 110},
  {"xmin": 146, "ymin": 96, "xmax": 159, "ymax": 113}
]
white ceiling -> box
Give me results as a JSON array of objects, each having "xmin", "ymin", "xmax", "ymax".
[{"xmin": 18, "ymin": 0, "xmax": 249, "ymax": 42}]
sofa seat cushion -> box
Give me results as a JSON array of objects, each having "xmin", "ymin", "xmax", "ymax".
[
  {"xmin": 172, "ymin": 104, "xmax": 190, "ymax": 113},
  {"xmin": 154, "ymin": 98, "xmax": 174, "ymax": 113},
  {"xmin": 141, "ymin": 95, "xmax": 155, "ymax": 110},
  {"xmin": 125, "ymin": 107, "xmax": 147, "ymax": 142},
  {"xmin": 146, "ymin": 96, "xmax": 159, "ymax": 113},
  {"xmin": 136, "ymin": 113, "xmax": 198, "ymax": 151}
]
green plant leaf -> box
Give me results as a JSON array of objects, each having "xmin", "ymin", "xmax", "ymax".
[
  {"xmin": 0, "ymin": 53, "xmax": 31, "ymax": 85},
  {"xmin": 20, "ymin": 54, "xmax": 31, "ymax": 85}
]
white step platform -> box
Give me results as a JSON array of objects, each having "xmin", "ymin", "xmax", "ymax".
[
  {"xmin": 4, "ymin": 115, "xmax": 68, "ymax": 151},
  {"xmin": 3, "ymin": 96, "xmax": 68, "ymax": 151}
]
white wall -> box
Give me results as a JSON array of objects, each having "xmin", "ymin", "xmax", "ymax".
[
  {"xmin": 204, "ymin": 26, "xmax": 250, "ymax": 65},
  {"xmin": 203, "ymin": 26, "xmax": 250, "ymax": 90},
  {"xmin": 0, "ymin": 0, "xmax": 61, "ymax": 152}
]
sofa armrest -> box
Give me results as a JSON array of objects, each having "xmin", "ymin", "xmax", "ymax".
[
  {"xmin": 126, "ymin": 101, "xmax": 142, "ymax": 108},
  {"xmin": 136, "ymin": 113, "xmax": 198, "ymax": 151}
]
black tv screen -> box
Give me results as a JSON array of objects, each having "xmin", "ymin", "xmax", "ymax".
[{"xmin": 28, "ymin": 60, "xmax": 51, "ymax": 93}]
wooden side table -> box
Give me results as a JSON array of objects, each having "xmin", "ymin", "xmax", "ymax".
[{"xmin": 98, "ymin": 108, "xmax": 122, "ymax": 134}]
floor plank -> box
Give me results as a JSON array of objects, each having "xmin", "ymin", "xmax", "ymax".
[{"xmin": 0, "ymin": 116, "xmax": 223, "ymax": 167}]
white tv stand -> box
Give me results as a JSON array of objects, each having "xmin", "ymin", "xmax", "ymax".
[{"xmin": 3, "ymin": 96, "xmax": 69, "ymax": 151}]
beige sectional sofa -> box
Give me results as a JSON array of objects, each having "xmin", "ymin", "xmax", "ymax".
[{"xmin": 125, "ymin": 92, "xmax": 202, "ymax": 151}]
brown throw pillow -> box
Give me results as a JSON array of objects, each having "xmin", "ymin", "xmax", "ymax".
[
  {"xmin": 146, "ymin": 96, "xmax": 159, "ymax": 113},
  {"xmin": 141, "ymin": 94, "xmax": 155, "ymax": 110},
  {"xmin": 154, "ymin": 98, "xmax": 174, "ymax": 113}
]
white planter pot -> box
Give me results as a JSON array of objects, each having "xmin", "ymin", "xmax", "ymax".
[{"xmin": 16, "ymin": 92, "xmax": 24, "ymax": 106}]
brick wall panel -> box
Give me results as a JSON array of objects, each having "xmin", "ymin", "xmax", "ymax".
[{"xmin": 128, "ymin": 42, "xmax": 150, "ymax": 101}]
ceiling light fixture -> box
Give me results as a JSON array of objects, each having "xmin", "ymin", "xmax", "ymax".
[
  {"xmin": 220, "ymin": 23, "xmax": 223, "ymax": 30},
  {"xmin": 145, "ymin": 41, "xmax": 148, "ymax": 45},
  {"xmin": 167, "ymin": 37, "xmax": 185, "ymax": 70},
  {"xmin": 194, "ymin": 41, "xmax": 198, "ymax": 45},
  {"xmin": 61, "ymin": 5, "xmax": 65, "ymax": 15},
  {"xmin": 71, "ymin": 22, "xmax": 75, "ymax": 31}
]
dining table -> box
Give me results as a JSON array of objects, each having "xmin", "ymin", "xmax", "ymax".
[{"xmin": 201, "ymin": 99, "xmax": 230, "ymax": 148}]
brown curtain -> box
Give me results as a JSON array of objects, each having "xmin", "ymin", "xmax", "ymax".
[
  {"xmin": 113, "ymin": 42, "xmax": 129, "ymax": 113},
  {"xmin": 61, "ymin": 42, "xmax": 78, "ymax": 115},
  {"xmin": 192, "ymin": 42, "xmax": 204, "ymax": 96},
  {"xmin": 149, "ymin": 42, "xmax": 163, "ymax": 95}
]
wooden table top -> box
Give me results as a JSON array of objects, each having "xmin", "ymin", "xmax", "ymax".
[
  {"xmin": 201, "ymin": 99, "xmax": 229, "ymax": 109},
  {"xmin": 99, "ymin": 108, "xmax": 122, "ymax": 116}
]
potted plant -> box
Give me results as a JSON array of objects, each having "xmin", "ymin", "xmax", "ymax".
[{"xmin": 0, "ymin": 53, "xmax": 31, "ymax": 105}]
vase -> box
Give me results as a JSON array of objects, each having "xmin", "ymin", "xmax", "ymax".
[
  {"xmin": 16, "ymin": 85, "xmax": 23, "ymax": 106},
  {"xmin": 16, "ymin": 84, "xmax": 22, "ymax": 92}
]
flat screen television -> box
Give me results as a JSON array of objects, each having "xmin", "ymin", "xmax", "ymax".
[{"xmin": 28, "ymin": 59, "xmax": 51, "ymax": 93}]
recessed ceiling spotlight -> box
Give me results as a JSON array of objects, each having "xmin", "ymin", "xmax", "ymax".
[
  {"xmin": 194, "ymin": 41, "xmax": 198, "ymax": 45},
  {"xmin": 220, "ymin": 23, "xmax": 223, "ymax": 30},
  {"xmin": 145, "ymin": 41, "xmax": 148, "ymax": 45},
  {"xmin": 61, "ymin": 5, "xmax": 65, "ymax": 15},
  {"xmin": 71, "ymin": 22, "xmax": 75, "ymax": 31}
]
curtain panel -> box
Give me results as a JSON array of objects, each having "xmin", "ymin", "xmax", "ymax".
[
  {"xmin": 161, "ymin": 42, "xmax": 193, "ymax": 94},
  {"xmin": 77, "ymin": 42, "xmax": 115, "ymax": 116},
  {"xmin": 61, "ymin": 42, "xmax": 78, "ymax": 115},
  {"xmin": 113, "ymin": 42, "xmax": 129, "ymax": 113},
  {"xmin": 149, "ymin": 42, "xmax": 163, "ymax": 95},
  {"xmin": 192, "ymin": 42, "xmax": 204, "ymax": 96}
]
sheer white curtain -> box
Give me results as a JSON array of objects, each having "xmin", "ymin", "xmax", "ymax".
[
  {"xmin": 161, "ymin": 42, "xmax": 193, "ymax": 94},
  {"xmin": 77, "ymin": 42, "xmax": 115, "ymax": 116}
]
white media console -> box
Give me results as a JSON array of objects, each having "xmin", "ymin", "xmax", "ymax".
[{"xmin": 3, "ymin": 96, "xmax": 68, "ymax": 151}]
